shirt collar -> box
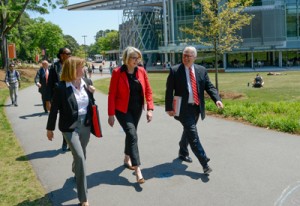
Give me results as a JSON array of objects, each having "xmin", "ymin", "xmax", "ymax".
[{"xmin": 66, "ymin": 78, "xmax": 86, "ymax": 89}]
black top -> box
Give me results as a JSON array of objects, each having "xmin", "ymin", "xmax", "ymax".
[{"xmin": 126, "ymin": 67, "xmax": 143, "ymax": 111}]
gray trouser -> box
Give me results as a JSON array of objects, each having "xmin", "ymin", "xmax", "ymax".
[
  {"xmin": 63, "ymin": 114, "xmax": 90, "ymax": 203},
  {"xmin": 8, "ymin": 82, "xmax": 18, "ymax": 104}
]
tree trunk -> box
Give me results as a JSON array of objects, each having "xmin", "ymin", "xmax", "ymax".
[{"xmin": 1, "ymin": 35, "xmax": 8, "ymax": 71}]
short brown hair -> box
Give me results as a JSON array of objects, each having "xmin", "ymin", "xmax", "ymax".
[{"xmin": 60, "ymin": 56, "xmax": 85, "ymax": 82}]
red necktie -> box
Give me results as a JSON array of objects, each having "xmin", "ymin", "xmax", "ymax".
[{"xmin": 189, "ymin": 67, "xmax": 199, "ymax": 105}]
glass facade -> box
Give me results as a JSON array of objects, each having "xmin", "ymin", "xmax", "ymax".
[{"xmin": 68, "ymin": 0, "xmax": 300, "ymax": 69}]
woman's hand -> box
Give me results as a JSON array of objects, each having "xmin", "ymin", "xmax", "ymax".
[
  {"xmin": 108, "ymin": 115, "xmax": 115, "ymax": 127},
  {"xmin": 146, "ymin": 110, "xmax": 153, "ymax": 123},
  {"xmin": 47, "ymin": 130, "xmax": 54, "ymax": 141}
]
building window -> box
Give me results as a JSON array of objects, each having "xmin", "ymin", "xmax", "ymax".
[{"xmin": 287, "ymin": 7, "xmax": 297, "ymax": 38}]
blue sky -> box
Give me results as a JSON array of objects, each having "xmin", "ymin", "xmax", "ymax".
[{"xmin": 29, "ymin": 0, "xmax": 123, "ymax": 45}]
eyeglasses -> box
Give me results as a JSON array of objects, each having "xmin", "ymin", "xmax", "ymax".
[
  {"xmin": 183, "ymin": 54, "xmax": 194, "ymax": 58},
  {"xmin": 130, "ymin": 57, "xmax": 140, "ymax": 61}
]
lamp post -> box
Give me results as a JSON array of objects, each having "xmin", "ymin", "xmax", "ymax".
[{"xmin": 82, "ymin": 35, "xmax": 87, "ymax": 60}]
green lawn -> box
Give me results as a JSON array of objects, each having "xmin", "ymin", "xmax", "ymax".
[
  {"xmin": 94, "ymin": 70, "xmax": 300, "ymax": 134},
  {"xmin": 0, "ymin": 86, "xmax": 51, "ymax": 205}
]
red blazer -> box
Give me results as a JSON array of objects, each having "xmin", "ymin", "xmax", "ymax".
[{"xmin": 108, "ymin": 66, "xmax": 154, "ymax": 116}]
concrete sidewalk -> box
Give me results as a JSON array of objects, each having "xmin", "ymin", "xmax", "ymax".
[{"xmin": 5, "ymin": 73, "xmax": 300, "ymax": 206}]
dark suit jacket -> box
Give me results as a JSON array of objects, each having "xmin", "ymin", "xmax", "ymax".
[
  {"xmin": 46, "ymin": 78, "xmax": 94, "ymax": 132},
  {"xmin": 34, "ymin": 67, "xmax": 50, "ymax": 100},
  {"xmin": 165, "ymin": 63, "xmax": 221, "ymax": 120},
  {"xmin": 47, "ymin": 61, "xmax": 62, "ymax": 99}
]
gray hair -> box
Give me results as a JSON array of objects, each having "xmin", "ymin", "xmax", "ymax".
[{"xmin": 183, "ymin": 46, "xmax": 197, "ymax": 57}]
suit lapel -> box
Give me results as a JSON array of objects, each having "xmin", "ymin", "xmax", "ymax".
[{"xmin": 178, "ymin": 64, "xmax": 188, "ymax": 91}]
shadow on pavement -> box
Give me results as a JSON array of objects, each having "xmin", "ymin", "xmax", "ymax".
[
  {"xmin": 16, "ymin": 149, "xmax": 62, "ymax": 161},
  {"xmin": 142, "ymin": 159, "xmax": 210, "ymax": 183},
  {"xmin": 19, "ymin": 112, "xmax": 48, "ymax": 119}
]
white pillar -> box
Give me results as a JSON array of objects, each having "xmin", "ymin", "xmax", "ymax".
[
  {"xmin": 163, "ymin": 0, "xmax": 169, "ymax": 63},
  {"xmin": 279, "ymin": 51, "xmax": 282, "ymax": 67}
]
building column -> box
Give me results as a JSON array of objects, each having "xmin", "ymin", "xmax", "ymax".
[
  {"xmin": 279, "ymin": 51, "xmax": 282, "ymax": 67},
  {"xmin": 251, "ymin": 51, "xmax": 254, "ymax": 69},
  {"xmin": 163, "ymin": 0, "xmax": 169, "ymax": 63}
]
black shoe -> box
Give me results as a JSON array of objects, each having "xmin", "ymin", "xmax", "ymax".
[
  {"xmin": 203, "ymin": 166, "xmax": 212, "ymax": 174},
  {"xmin": 206, "ymin": 158, "xmax": 210, "ymax": 163},
  {"xmin": 179, "ymin": 155, "xmax": 193, "ymax": 163}
]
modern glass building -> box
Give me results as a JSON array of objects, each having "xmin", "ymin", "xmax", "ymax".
[{"xmin": 67, "ymin": 0, "xmax": 300, "ymax": 70}]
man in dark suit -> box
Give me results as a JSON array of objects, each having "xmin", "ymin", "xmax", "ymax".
[
  {"xmin": 165, "ymin": 46, "xmax": 224, "ymax": 174},
  {"xmin": 35, "ymin": 60, "xmax": 50, "ymax": 113},
  {"xmin": 47, "ymin": 47, "xmax": 71, "ymax": 151}
]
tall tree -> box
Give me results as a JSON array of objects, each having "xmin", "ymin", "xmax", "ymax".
[
  {"xmin": 96, "ymin": 30, "xmax": 119, "ymax": 53},
  {"xmin": 181, "ymin": 0, "xmax": 253, "ymax": 90},
  {"xmin": 0, "ymin": 0, "xmax": 68, "ymax": 69}
]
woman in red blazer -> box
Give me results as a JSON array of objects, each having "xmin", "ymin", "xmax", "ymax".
[{"xmin": 108, "ymin": 46, "xmax": 154, "ymax": 184}]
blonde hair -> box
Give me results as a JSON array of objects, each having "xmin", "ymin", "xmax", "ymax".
[
  {"xmin": 60, "ymin": 56, "xmax": 85, "ymax": 82},
  {"xmin": 122, "ymin": 46, "xmax": 142, "ymax": 65}
]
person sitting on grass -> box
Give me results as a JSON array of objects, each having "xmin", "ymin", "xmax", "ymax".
[{"xmin": 252, "ymin": 73, "xmax": 264, "ymax": 88}]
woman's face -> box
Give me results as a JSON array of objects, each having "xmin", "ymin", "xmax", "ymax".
[
  {"xmin": 76, "ymin": 64, "xmax": 85, "ymax": 78},
  {"xmin": 127, "ymin": 52, "xmax": 140, "ymax": 69}
]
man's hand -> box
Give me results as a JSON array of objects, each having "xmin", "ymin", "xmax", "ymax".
[
  {"xmin": 216, "ymin": 101, "xmax": 224, "ymax": 109},
  {"xmin": 47, "ymin": 130, "xmax": 54, "ymax": 141}
]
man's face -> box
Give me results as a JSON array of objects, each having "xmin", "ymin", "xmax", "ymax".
[
  {"xmin": 61, "ymin": 49, "xmax": 71, "ymax": 62},
  {"xmin": 9, "ymin": 65, "xmax": 14, "ymax": 71},
  {"xmin": 182, "ymin": 50, "xmax": 196, "ymax": 68}
]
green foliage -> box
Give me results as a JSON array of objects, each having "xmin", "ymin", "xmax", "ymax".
[
  {"xmin": 96, "ymin": 30, "xmax": 119, "ymax": 53},
  {"xmin": 95, "ymin": 71, "xmax": 300, "ymax": 134}
]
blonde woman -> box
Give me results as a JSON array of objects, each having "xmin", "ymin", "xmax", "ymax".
[
  {"xmin": 108, "ymin": 46, "xmax": 154, "ymax": 184},
  {"xmin": 46, "ymin": 56, "xmax": 95, "ymax": 206}
]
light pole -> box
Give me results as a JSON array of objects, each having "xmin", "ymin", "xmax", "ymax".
[{"xmin": 82, "ymin": 35, "xmax": 87, "ymax": 60}]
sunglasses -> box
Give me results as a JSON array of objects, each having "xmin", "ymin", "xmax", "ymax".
[{"xmin": 64, "ymin": 52, "xmax": 72, "ymax": 56}]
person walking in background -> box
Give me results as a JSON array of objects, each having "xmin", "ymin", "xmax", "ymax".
[
  {"xmin": 87, "ymin": 63, "xmax": 92, "ymax": 79},
  {"xmin": 34, "ymin": 60, "xmax": 50, "ymax": 113},
  {"xmin": 47, "ymin": 47, "xmax": 71, "ymax": 151},
  {"xmin": 46, "ymin": 57, "xmax": 95, "ymax": 206},
  {"xmin": 165, "ymin": 46, "xmax": 224, "ymax": 174},
  {"xmin": 108, "ymin": 46, "xmax": 154, "ymax": 184},
  {"xmin": 5, "ymin": 63, "xmax": 21, "ymax": 106}
]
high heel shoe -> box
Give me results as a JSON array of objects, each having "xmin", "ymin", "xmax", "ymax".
[
  {"xmin": 123, "ymin": 162, "xmax": 135, "ymax": 170},
  {"xmin": 137, "ymin": 177, "xmax": 145, "ymax": 184}
]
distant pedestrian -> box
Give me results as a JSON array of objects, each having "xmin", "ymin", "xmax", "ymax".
[
  {"xmin": 5, "ymin": 63, "xmax": 21, "ymax": 106},
  {"xmin": 92, "ymin": 64, "xmax": 95, "ymax": 73},
  {"xmin": 99, "ymin": 65, "xmax": 103, "ymax": 76},
  {"xmin": 87, "ymin": 63, "xmax": 92, "ymax": 79},
  {"xmin": 34, "ymin": 60, "xmax": 50, "ymax": 113}
]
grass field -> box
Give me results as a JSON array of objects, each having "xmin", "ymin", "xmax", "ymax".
[
  {"xmin": 94, "ymin": 70, "xmax": 300, "ymax": 134},
  {"xmin": 0, "ymin": 72, "xmax": 51, "ymax": 206}
]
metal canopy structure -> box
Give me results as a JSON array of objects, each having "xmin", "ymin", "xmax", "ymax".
[{"xmin": 65, "ymin": 0, "xmax": 163, "ymax": 11}]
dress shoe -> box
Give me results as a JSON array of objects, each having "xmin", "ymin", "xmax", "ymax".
[
  {"xmin": 179, "ymin": 155, "xmax": 193, "ymax": 163},
  {"xmin": 203, "ymin": 165, "xmax": 212, "ymax": 174}
]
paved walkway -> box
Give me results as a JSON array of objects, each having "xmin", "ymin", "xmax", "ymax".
[{"xmin": 5, "ymin": 73, "xmax": 300, "ymax": 206}]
